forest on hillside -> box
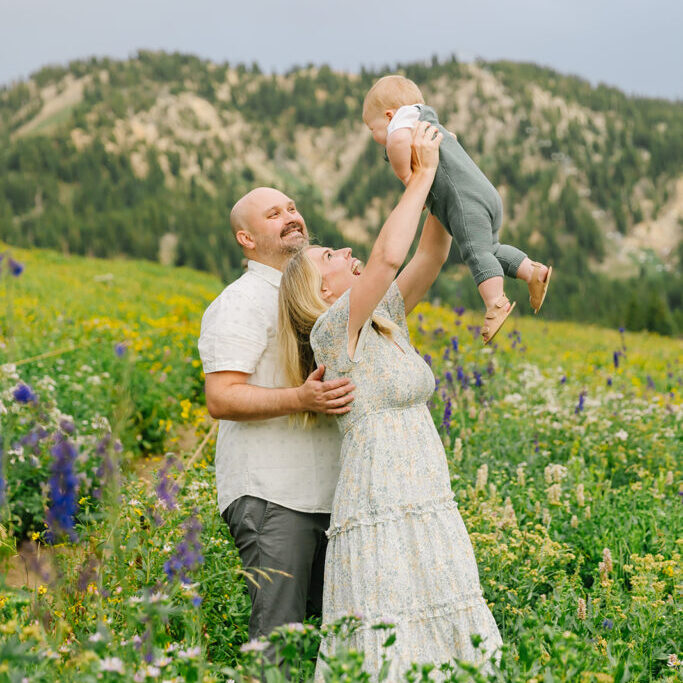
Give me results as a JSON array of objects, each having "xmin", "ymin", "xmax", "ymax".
[{"xmin": 0, "ymin": 51, "xmax": 681, "ymax": 334}]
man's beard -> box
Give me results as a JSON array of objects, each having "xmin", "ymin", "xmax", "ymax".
[{"xmin": 280, "ymin": 222, "xmax": 308, "ymax": 254}]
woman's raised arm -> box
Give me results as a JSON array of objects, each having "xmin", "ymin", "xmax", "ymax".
[
  {"xmin": 347, "ymin": 122, "xmax": 442, "ymax": 355},
  {"xmin": 396, "ymin": 213, "xmax": 452, "ymax": 315}
]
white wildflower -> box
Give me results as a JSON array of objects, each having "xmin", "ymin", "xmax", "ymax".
[
  {"xmin": 475, "ymin": 464, "xmax": 488, "ymax": 492},
  {"xmin": 576, "ymin": 483, "xmax": 585, "ymax": 507},
  {"xmin": 503, "ymin": 393, "xmax": 523, "ymax": 404},
  {"xmin": 241, "ymin": 639, "xmax": 268, "ymax": 653},
  {"xmin": 602, "ymin": 547, "xmax": 613, "ymax": 573},
  {"xmin": 100, "ymin": 657, "xmax": 125, "ymax": 673},
  {"xmin": 614, "ymin": 429, "xmax": 628, "ymax": 441},
  {"xmin": 547, "ymin": 483, "xmax": 562, "ymax": 505},
  {"xmin": 544, "ymin": 463, "xmax": 568, "ymax": 485},
  {"xmin": 501, "ymin": 497, "xmax": 517, "ymax": 528},
  {"xmin": 516, "ymin": 463, "xmax": 526, "ymax": 487},
  {"xmin": 453, "ymin": 438, "xmax": 463, "ymax": 463},
  {"xmin": 577, "ymin": 597, "xmax": 586, "ymax": 620}
]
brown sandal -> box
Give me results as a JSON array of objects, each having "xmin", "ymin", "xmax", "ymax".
[
  {"xmin": 482, "ymin": 295, "xmax": 516, "ymax": 344},
  {"xmin": 528, "ymin": 262, "xmax": 552, "ymax": 314}
]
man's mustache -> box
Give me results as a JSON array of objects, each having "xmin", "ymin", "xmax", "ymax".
[{"xmin": 280, "ymin": 222, "xmax": 304, "ymax": 237}]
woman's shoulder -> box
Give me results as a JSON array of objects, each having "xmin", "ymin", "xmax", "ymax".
[{"xmin": 311, "ymin": 290, "xmax": 351, "ymax": 341}]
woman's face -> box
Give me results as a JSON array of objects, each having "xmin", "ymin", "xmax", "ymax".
[{"xmin": 307, "ymin": 246, "xmax": 362, "ymax": 303}]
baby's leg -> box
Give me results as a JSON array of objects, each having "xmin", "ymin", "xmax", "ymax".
[
  {"xmin": 452, "ymin": 212, "xmax": 505, "ymax": 291},
  {"xmin": 491, "ymin": 243, "xmax": 528, "ymax": 280}
]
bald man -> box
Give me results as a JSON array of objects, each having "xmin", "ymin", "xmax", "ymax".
[{"xmin": 198, "ymin": 187, "xmax": 354, "ymax": 655}]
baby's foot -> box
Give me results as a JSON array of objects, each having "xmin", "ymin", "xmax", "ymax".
[
  {"xmin": 528, "ymin": 262, "xmax": 552, "ymax": 314},
  {"xmin": 482, "ymin": 295, "xmax": 516, "ymax": 344}
]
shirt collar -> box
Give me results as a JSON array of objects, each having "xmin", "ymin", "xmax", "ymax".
[{"xmin": 247, "ymin": 259, "xmax": 282, "ymax": 287}]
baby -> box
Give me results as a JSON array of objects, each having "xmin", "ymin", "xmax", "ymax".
[{"xmin": 362, "ymin": 74, "xmax": 552, "ymax": 343}]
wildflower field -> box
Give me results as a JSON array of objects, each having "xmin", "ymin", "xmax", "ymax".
[{"xmin": 0, "ymin": 243, "xmax": 681, "ymax": 682}]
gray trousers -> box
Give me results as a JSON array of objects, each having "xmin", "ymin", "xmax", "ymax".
[{"xmin": 222, "ymin": 495, "xmax": 330, "ymax": 641}]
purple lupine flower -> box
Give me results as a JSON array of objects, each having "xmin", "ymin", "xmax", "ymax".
[
  {"xmin": 13, "ymin": 382, "xmax": 37, "ymax": 404},
  {"xmin": 646, "ymin": 375, "xmax": 656, "ymax": 390},
  {"xmin": 163, "ymin": 513, "xmax": 204, "ymax": 583},
  {"xmin": 156, "ymin": 455, "xmax": 183, "ymax": 510},
  {"xmin": 423, "ymin": 354, "xmax": 432, "ymax": 367},
  {"xmin": 8, "ymin": 257, "xmax": 23, "ymax": 277},
  {"xmin": 441, "ymin": 398, "xmax": 452, "ymax": 431},
  {"xmin": 606, "ymin": 377, "xmax": 613, "ymax": 386},
  {"xmin": 445, "ymin": 371, "xmax": 454, "ymax": 386},
  {"xmin": 417, "ymin": 313, "xmax": 424, "ymax": 323},
  {"xmin": 467, "ymin": 325, "xmax": 481, "ymax": 340},
  {"xmin": 434, "ymin": 326, "xmax": 445, "ymax": 337},
  {"xmin": 442, "ymin": 347, "xmax": 450, "ymax": 360},
  {"xmin": 59, "ymin": 419, "xmax": 75, "ymax": 434},
  {"xmin": 46, "ymin": 435, "xmax": 79, "ymax": 543},
  {"xmin": 191, "ymin": 595, "xmax": 202, "ymax": 608},
  {"xmin": 560, "ymin": 375, "xmax": 567, "ymax": 385},
  {"xmin": 574, "ymin": 390, "xmax": 587, "ymax": 415},
  {"xmin": 458, "ymin": 367, "xmax": 469, "ymax": 390},
  {"xmin": 114, "ymin": 342, "xmax": 127, "ymax": 357},
  {"xmin": 602, "ymin": 618, "xmax": 614, "ymax": 630},
  {"xmin": 19, "ymin": 425, "xmax": 50, "ymax": 456},
  {"xmin": 612, "ymin": 351, "xmax": 621, "ymax": 369},
  {"xmin": 473, "ymin": 370, "xmax": 482, "ymax": 388},
  {"xmin": 486, "ymin": 361, "xmax": 495, "ymax": 376},
  {"xmin": 451, "ymin": 336, "xmax": 459, "ymax": 353},
  {"xmin": 508, "ymin": 329, "xmax": 522, "ymax": 349},
  {"xmin": 434, "ymin": 378, "xmax": 440, "ymax": 391},
  {"xmin": 453, "ymin": 306, "xmax": 465, "ymax": 317}
]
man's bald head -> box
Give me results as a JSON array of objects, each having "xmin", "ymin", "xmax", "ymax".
[
  {"xmin": 230, "ymin": 187, "xmax": 284, "ymax": 236},
  {"xmin": 229, "ymin": 187, "xmax": 309, "ymax": 270}
]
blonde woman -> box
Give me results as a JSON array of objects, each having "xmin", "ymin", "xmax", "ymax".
[{"xmin": 278, "ymin": 122, "xmax": 503, "ymax": 680}]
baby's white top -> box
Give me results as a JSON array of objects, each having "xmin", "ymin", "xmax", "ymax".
[{"xmin": 386, "ymin": 104, "xmax": 421, "ymax": 137}]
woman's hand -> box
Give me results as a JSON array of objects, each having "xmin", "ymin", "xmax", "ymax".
[{"xmin": 409, "ymin": 122, "xmax": 443, "ymax": 183}]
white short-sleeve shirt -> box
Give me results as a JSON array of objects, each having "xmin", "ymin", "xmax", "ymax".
[
  {"xmin": 198, "ymin": 259, "xmax": 342, "ymax": 515},
  {"xmin": 386, "ymin": 104, "xmax": 421, "ymax": 137}
]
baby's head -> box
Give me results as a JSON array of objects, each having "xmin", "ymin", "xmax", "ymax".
[{"xmin": 362, "ymin": 75, "xmax": 425, "ymax": 145}]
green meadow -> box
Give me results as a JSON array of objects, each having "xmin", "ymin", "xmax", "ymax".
[{"xmin": 0, "ymin": 244, "xmax": 680, "ymax": 682}]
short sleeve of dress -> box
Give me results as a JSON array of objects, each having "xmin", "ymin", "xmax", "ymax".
[
  {"xmin": 376, "ymin": 280, "xmax": 410, "ymax": 340},
  {"xmin": 310, "ymin": 290, "xmax": 374, "ymax": 373}
]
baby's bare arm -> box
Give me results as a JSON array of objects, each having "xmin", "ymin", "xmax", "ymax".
[{"xmin": 386, "ymin": 128, "xmax": 414, "ymax": 185}]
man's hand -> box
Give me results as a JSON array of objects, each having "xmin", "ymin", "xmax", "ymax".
[{"xmin": 296, "ymin": 365, "xmax": 355, "ymax": 415}]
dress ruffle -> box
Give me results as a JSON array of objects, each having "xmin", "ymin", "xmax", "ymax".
[
  {"xmin": 317, "ymin": 598, "xmax": 503, "ymax": 682},
  {"xmin": 326, "ymin": 496, "xmax": 459, "ymax": 539}
]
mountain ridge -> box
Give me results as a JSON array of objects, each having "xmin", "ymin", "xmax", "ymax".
[{"xmin": 0, "ymin": 51, "xmax": 681, "ymax": 332}]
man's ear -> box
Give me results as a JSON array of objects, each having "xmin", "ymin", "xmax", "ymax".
[{"xmin": 235, "ymin": 230, "xmax": 255, "ymax": 251}]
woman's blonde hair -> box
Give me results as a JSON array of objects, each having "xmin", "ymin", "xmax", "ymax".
[
  {"xmin": 278, "ymin": 247, "xmax": 398, "ymax": 427},
  {"xmin": 362, "ymin": 74, "xmax": 425, "ymax": 121}
]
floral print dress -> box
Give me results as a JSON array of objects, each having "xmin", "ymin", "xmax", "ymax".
[{"xmin": 310, "ymin": 281, "xmax": 503, "ymax": 681}]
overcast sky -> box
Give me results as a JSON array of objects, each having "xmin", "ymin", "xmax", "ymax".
[{"xmin": 1, "ymin": 0, "xmax": 681, "ymax": 100}]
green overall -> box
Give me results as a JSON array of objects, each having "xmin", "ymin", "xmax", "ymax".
[{"xmin": 415, "ymin": 104, "xmax": 527, "ymax": 285}]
